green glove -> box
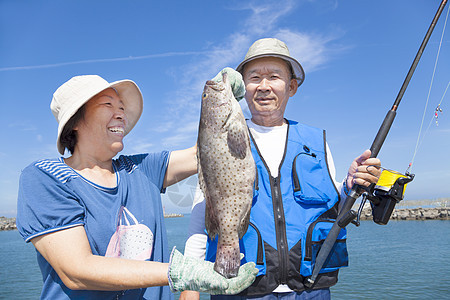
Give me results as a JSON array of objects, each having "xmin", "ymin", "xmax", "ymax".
[
  {"xmin": 212, "ymin": 67, "xmax": 246, "ymax": 101},
  {"xmin": 168, "ymin": 247, "xmax": 258, "ymax": 295}
]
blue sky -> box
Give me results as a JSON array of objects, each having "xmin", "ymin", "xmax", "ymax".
[{"xmin": 1, "ymin": 0, "xmax": 449, "ymax": 216}]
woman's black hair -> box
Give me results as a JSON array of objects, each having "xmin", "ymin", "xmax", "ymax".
[{"xmin": 59, "ymin": 104, "xmax": 86, "ymax": 155}]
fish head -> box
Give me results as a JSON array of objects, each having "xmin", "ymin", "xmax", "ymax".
[{"xmin": 201, "ymin": 73, "xmax": 235, "ymax": 128}]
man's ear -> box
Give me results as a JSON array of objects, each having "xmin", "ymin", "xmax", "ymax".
[{"xmin": 289, "ymin": 78, "xmax": 298, "ymax": 97}]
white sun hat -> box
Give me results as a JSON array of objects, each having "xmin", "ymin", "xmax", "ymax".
[
  {"xmin": 236, "ymin": 38, "xmax": 305, "ymax": 86},
  {"xmin": 50, "ymin": 75, "xmax": 143, "ymax": 155}
]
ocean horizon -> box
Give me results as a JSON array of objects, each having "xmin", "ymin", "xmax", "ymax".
[{"xmin": 1, "ymin": 215, "xmax": 449, "ymax": 299}]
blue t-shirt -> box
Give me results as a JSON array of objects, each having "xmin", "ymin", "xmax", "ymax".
[{"xmin": 17, "ymin": 152, "xmax": 173, "ymax": 300}]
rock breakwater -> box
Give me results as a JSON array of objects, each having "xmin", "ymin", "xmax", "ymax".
[
  {"xmin": 358, "ymin": 207, "xmax": 450, "ymax": 221},
  {"xmin": 0, "ymin": 214, "xmax": 184, "ymax": 231},
  {"xmin": 1, "ymin": 207, "xmax": 449, "ymax": 231},
  {"xmin": 164, "ymin": 213, "xmax": 183, "ymax": 218},
  {"xmin": 0, "ymin": 216, "xmax": 17, "ymax": 231}
]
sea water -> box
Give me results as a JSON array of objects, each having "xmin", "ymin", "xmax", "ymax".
[{"xmin": 1, "ymin": 216, "xmax": 449, "ymax": 299}]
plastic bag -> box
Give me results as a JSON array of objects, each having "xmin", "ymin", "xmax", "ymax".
[{"xmin": 105, "ymin": 206, "xmax": 154, "ymax": 260}]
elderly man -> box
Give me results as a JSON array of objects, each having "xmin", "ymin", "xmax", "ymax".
[{"xmin": 181, "ymin": 38, "xmax": 381, "ymax": 300}]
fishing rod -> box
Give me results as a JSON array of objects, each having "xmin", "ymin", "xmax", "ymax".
[{"xmin": 306, "ymin": 0, "xmax": 448, "ymax": 288}]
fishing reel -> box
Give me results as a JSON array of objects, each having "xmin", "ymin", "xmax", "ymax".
[{"xmin": 354, "ymin": 169, "xmax": 415, "ymax": 225}]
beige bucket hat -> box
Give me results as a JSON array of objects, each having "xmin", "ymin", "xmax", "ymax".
[
  {"xmin": 51, "ymin": 75, "xmax": 143, "ymax": 155},
  {"xmin": 236, "ymin": 38, "xmax": 305, "ymax": 86}
]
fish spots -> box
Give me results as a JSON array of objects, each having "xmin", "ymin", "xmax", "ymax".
[{"xmin": 199, "ymin": 74, "xmax": 255, "ymax": 278}]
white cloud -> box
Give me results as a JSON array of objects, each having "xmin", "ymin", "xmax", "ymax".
[
  {"xmin": 27, "ymin": 143, "xmax": 59, "ymax": 160},
  {"xmin": 177, "ymin": 121, "xmax": 200, "ymax": 133},
  {"xmin": 8, "ymin": 121, "xmax": 38, "ymax": 131},
  {"xmin": 162, "ymin": 133, "xmax": 197, "ymax": 148},
  {"xmin": 275, "ymin": 28, "xmax": 348, "ymax": 73},
  {"xmin": 240, "ymin": 0, "xmax": 298, "ymax": 35},
  {"xmin": 149, "ymin": 123, "xmax": 173, "ymax": 133},
  {"xmin": 140, "ymin": 0, "xmax": 350, "ymax": 149},
  {"xmin": 436, "ymin": 127, "xmax": 450, "ymax": 133},
  {"xmin": 126, "ymin": 139, "xmax": 154, "ymax": 154},
  {"xmin": 0, "ymin": 51, "xmax": 210, "ymax": 72}
]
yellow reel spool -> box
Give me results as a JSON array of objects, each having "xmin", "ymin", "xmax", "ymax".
[{"xmin": 375, "ymin": 169, "xmax": 409, "ymax": 195}]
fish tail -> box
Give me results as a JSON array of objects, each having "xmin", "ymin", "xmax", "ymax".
[{"xmin": 214, "ymin": 238, "xmax": 241, "ymax": 279}]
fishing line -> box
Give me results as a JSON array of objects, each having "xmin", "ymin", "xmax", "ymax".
[
  {"xmin": 413, "ymin": 79, "xmax": 450, "ymax": 158},
  {"xmin": 408, "ymin": 3, "xmax": 450, "ymax": 173},
  {"xmin": 307, "ymin": 1, "xmax": 448, "ymax": 287}
]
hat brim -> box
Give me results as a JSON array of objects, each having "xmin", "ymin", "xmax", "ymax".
[
  {"xmin": 236, "ymin": 53, "xmax": 305, "ymax": 86},
  {"xmin": 56, "ymin": 79, "xmax": 143, "ymax": 155}
]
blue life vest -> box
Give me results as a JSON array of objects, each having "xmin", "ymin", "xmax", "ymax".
[{"xmin": 206, "ymin": 120, "xmax": 348, "ymax": 295}]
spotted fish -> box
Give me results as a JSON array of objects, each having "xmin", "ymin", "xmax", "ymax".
[{"xmin": 197, "ymin": 73, "xmax": 255, "ymax": 278}]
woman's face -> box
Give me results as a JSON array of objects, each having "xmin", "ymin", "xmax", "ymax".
[{"xmin": 74, "ymin": 88, "xmax": 128, "ymax": 157}]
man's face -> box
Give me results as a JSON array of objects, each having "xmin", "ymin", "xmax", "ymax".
[{"xmin": 243, "ymin": 57, "xmax": 298, "ymax": 126}]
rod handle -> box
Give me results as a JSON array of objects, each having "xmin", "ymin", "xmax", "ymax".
[{"xmin": 369, "ymin": 110, "xmax": 396, "ymax": 158}]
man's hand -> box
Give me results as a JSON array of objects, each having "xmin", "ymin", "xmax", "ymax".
[
  {"xmin": 212, "ymin": 67, "xmax": 245, "ymax": 101},
  {"xmin": 346, "ymin": 149, "xmax": 381, "ymax": 190}
]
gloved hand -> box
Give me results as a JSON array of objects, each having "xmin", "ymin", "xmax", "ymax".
[
  {"xmin": 212, "ymin": 67, "xmax": 245, "ymax": 101},
  {"xmin": 168, "ymin": 247, "xmax": 258, "ymax": 295}
]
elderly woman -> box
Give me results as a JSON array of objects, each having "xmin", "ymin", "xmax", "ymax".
[{"xmin": 16, "ymin": 75, "xmax": 257, "ymax": 299}]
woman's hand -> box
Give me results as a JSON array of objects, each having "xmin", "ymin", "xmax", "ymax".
[
  {"xmin": 168, "ymin": 248, "xmax": 258, "ymax": 295},
  {"xmin": 32, "ymin": 226, "xmax": 169, "ymax": 291}
]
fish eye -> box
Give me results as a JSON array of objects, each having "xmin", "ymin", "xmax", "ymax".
[{"xmin": 202, "ymin": 93, "xmax": 208, "ymax": 99}]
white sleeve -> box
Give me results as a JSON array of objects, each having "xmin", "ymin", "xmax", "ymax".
[
  {"xmin": 184, "ymin": 234, "xmax": 208, "ymax": 259},
  {"xmin": 183, "ymin": 183, "xmax": 208, "ymax": 259},
  {"xmin": 325, "ymin": 142, "xmax": 347, "ymax": 203}
]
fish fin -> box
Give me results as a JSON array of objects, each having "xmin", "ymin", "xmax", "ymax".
[
  {"xmin": 225, "ymin": 97, "xmax": 249, "ymax": 159},
  {"xmin": 205, "ymin": 197, "xmax": 219, "ymax": 239},
  {"xmin": 197, "ymin": 148, "xmax": 206, "ymax": 196},
  {"xmin": 197, "ymin": 148, "xmax": 212, "ymax": 204},
  {"xmin": 238, "ymin": 204, "xmax": 251, "ymax": 239},
  {"xmin": 198, "ymin": 159, "xmax": 219, "ymax": 239},
  {"xmin": 226, "ymin": 120, "xmax": 248, "ymax": 159}
]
